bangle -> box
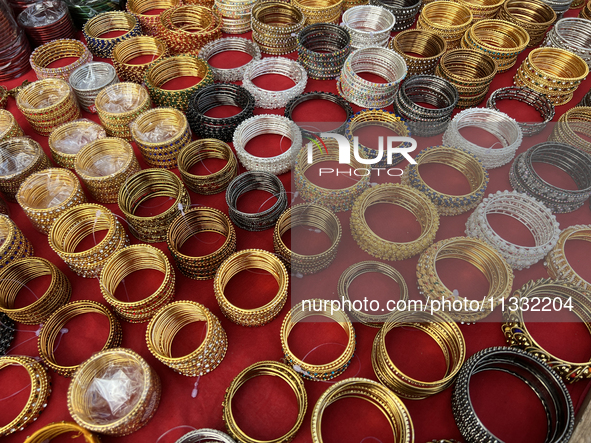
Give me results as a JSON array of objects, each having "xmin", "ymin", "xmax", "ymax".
[
  {"xmin": 223, "ymin": 361, "xmax": 306, "ymax": 442},
  {"xmin": 95, "ymin": 82, "xmax": 152, "ymax": 140},
  {"xmin": 146, "ymin": 301, "xmax": 227, "ymax": 376},
  {"xmin": 281, "ymin": 299, "xmax": 355, "ymax": 380},
  {"xmin": 130, "ymin": 107, "xmax": 191, "ymax": 168},
  {"xmin": 0, "ymin": 86, "xmax": 6, "ymax": 109},
  {"xmin": 0, "ymin": 109, "xmax": 23, "ymax": 142},
  {"xmin": 510, "ymin": 141, "xmax": 591, "ymax": 213},
  {"xmin": 0, "ymin": 215, "xmax": 34, "ymax": 269},
  {"xmin": 24, "ymin": 422, "xmax": 100, "ymax": 443},
  {"xmin": 402, "ymin": 146, "xmax": 488, "ymax": 216},
  {"xmin": 455, "ymin": 0, "xmax": 504, "ymax": 20},
  {"xmin": 16, "ymin": 78, "xmax": 81, "ymax": 136},
  {"xmin": 389, "ymin": 29, "xmax": 447, "ymax": 76},
  {"xmin": 126, "ymin": 0, "xmax": 182, "ymax": 35},
  {"xmin": 294, "ymin": 137, "xmax": 370, "ymax": 212},
  {"xmin": 338, "ymin": 47, "xmax": 407, "ymax": 108},
  {"xmin": 175, "ymin": 429, "xmax": 236, "ymax": 443},
  {"xmin": 100, "ymin": 245, "xmax": 175, "ymax": 322},
  {"xmin": 442, "ymin": 108, "xmax": 522, "ymax": 169},
  {"xmin": 83, "ymin": 11, "xmax": 141, "ymax": 58},
  {"xmin": 580, "ymin": 0, "xmax": 591, "ymax": 18},
  {"xmin": 284, "ymin": 91, "xmax": 353, "ymax": 135},
  {"xmin": 452, "ymin": 347, "xmax": 574, "ymax": 443},
  {"xmin": 198, "ymin": 37, "xmax": 262, "ymax": 82},
  {"xmin": 369, "ymin": 0, "xmax": 421, "ymax": 30},
  {"xmin": 177, "ymin": 139, "xmax": 239, "ymax": 195},
  {"xmin": 466, "ymin": 190, "xmax": 560, "ymax": 270},
  {"xmin": 0, "ymin": 257, "xmax": 71, "ymax": 324},
  {"xmin": 69, "ymin": 62, "xmax": 119, "ymax": 113},
  {"xmin": 417, "ymin": 236, "xmax": 514, "ymax": 322},
  {"xmin": 214, "ymin": 0, "xmax": 256, "ymax": 34},
  {"xmin": 112, "ymin": 36, "xmax": 169, "ymax": 84},
  {"xmin": 167, "ymin": 207, "xmax": 237, "ymax": 279},
  {"xmin": 16, "ymin": 168, "xmax": 87, "ymax": 234},
  {"xmin": 274, "ymin": 203, "xmax": 342, "ymax": 275},
  {"xmin": 297, "ymin": 24, "xmax": 351, "ymax": 80},
  {"xmin": 38, "ymin": 300, "xmax": 122, "ymax": 376},
  {"xmin": 0, "ymin": 356, "xmax": 51, "ymax": 438},
  {"xmin": 293, "ymin": 0, "xmax": 343, "ymax": 25},
  {"xmin": 350, "ymin": 183, "xmax": 440, "ymax": 261},
  {"xmin": 48, "ymin": 203, "xmax": 129, "ymax": 278},
  {"xmin": 75, "ymin": 137, "xmax": 141, "ymax": 204},
  {"xmin": 68, "ymin": 348, "xmax": 161, "ymax": 437},
  {"xmin": 233, "ymin": 114, "xmax": 301, "ymax": 174},
  {"xmin": 157, "ymin": 6, "xmax": 222, "ymax": 55},
  {"xmin": 251, "ymin": 2, "xmax": 305, "ymax": 54},
  {"xmin": 29, "ymin": 38, "xmax": 92, "ymax": 81},
  {"xmin": 311, "ymin": 378, "xmax": 414, "ymax": 443},
  {"xmin": 544, "ymin": 18, "xmax": 591, "ymax": 67},
  {"xmin": 545, "ymin": 225, "xmax": 591, "ymax": 291},
  {"xmin": 498, "ymin": 0, "xmax": 556, "ymax": 46},
  {"xmin": 214, "ymin": 249, "xmax": 288, "ymax": 326},
  {"xmin": 341, "ymin": 5, "xmax": 395, "ymax": 49},
  {"xmin": 48, "ymin": 119, "xmax": 107, "ymax": 169},
  {"xmin": 0, "ymin": 313, "xmax": 14, "ymax": 356},
  {"xmin": 393, "ymin": 74, "xmax": 458, "ymax": 137},
  {"xmin": 417, "ymin": 1, "xmax": 473, "ymax": 49},
  {"xmin": 549, "ymin": 106, "xmax": 591, "ymax": 153},
  {"xmin": 17, "ymin": 0, "xmax": 74, "ymax": 46},
  {"xmin": 0, "ymin": 137, "xmax": 50, "ymax": 201},
  {"xmin": 372, "ymin": 310, "xmax": 465, "ymax": 399},
  {"xmin": 187, "ymin": 83, "xmax": 255, "ymax": 142}
]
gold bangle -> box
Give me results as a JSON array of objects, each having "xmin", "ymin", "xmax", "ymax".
[
  {"xmin": 417, "ymin": 1, "xmax": 473, "ymax": 49},
  {"xmin": 292, "ymin": 0, "xmax": 343, "ymax": 25},
  {"xmin": 545, "ymin": 225, "xmax": 591, "ymax": 291},
  {"xmin": 456, "ymin": 0, "xmax": 504, "ymax": 21},
  {"xmin": 29, "ymin": 39, "xmax": 93, "ymax": 81},
  {"xmin": 0, "ymin": 215, "xmax": 34, "ymax": 269},
  {"xmin": 0, "ymin": 109, "xmax": 24, "ymax": 142},
  {"xmin": 24, "ymin": 421, "xmax": 100, "ymax": 443},
  {"xmin": 389, "ymin": 29, "xmax": 447, "ymax": 76},
  {"xmin": 126, "ymin": 0, "xmax": 183, "ymax": 35},
  {"xmin": 83, "ymin": 11, "xmax": 142, "ymax": 58},
  {"xmin": 48, "ymin": 119, "xmax": 107, "ymax": 169},
  {"xmin": 549, "ymin": 106, "xmax": 591, "ymax": 153},
  {"xmin": 112, "ymin": 36, "xmax": 170, "ymax": 83},
  {"xmin": 498, "ymin": 0, "xmax": 556, "ymax": 46}
]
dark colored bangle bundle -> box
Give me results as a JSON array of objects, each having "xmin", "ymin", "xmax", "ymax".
[
  {"xmin": 369, "ymin": 0, "xmax": 421, "ymax": 31},
  {"xmin": 0, "ymin": 313, "xmax": 14, "ymax": 356},
  {"xmin": 296, "ymin": 23, "xmax": 351, "ymax": 80},
  {"xmin": 284, "ymin": 91, "xmax": 353, "ymax": 135}
]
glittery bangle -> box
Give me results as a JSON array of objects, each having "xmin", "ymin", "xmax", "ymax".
[
  {"xmin": 0, "ymin": 215, "xmax": 34, "ymax": 270},
  {"xmin": 126, "ymin": 0, "xmax": 183, "ymax": 35},
  {"xmin": 251, "ymin": 2, "xmax": 305, "ymax": 54},
  {"xmin": 0, "ymin": 109, "xmax": 24, "ymax": 142},
  {"xmin": 545, "ymin": 225, "xmax": 591, "ymax": 291},
  {"xmin": 198, "ymin": 37, "xmax": 262, "ymax": 82},
  {"xmin": 112, "ymin": 36, "xmax": 169, "ymax": 84},
  {"xmin": 83, "ymin": 11, "xmax": 142, "ymax": 58},
  {"xmin": 29, "ymin": 38, "xmax": 93, "ymax": 81},
  {"xmin": 297, "ymin": 23, "xmax": 351, "ymax": 79},
  {"xmin": 24, "ymin": 422, "xmax": 100, "ymax": 443}
]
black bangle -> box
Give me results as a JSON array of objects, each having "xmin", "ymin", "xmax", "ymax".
[
  {"xmin": 297, "ymin": 24, "xmax": 351, "ymax": 80},
  {"xmin": 186, "ymin": 83, "xmax": 255, "ymax": 142},
  {"xmin": 284, "ymin": 91, "xmax": 353, "ymax": 135},
  {"xmin": 0, "ymin": 313, "xmax": 14, "ymax": 356},
  {"xmin": 369, "ymin": 0, "xmax": 421, "ymax": 31}
]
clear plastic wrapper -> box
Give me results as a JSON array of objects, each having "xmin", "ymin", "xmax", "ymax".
[
  {"xmin": 133, "ymin": 120, "xmax": 181, "ymax": 143},
  {"xmin": 18, "ymin": 0, "xmax": 68, "ymax": 26},
  {"xmin": 19, "ymin": 169, "xmax": 76, "ymax": 209},
  {"xmin": 102, "ymin": 86, "xmax": 148, "ymax": 113},
  {"xmin": 0, "ymin": 141, "xmax": 37, "ymax": 176},
  {"xmin": 0, "ymin": 0, "xmax": 32, "ymax": 81},
  {"xmin": 19, "ymin": 80, "xmax": 70, "ymax": 109},
  {"xmin": 79, "ymin": 149, "xmax": 130, "ymax": 177},
  {"xmin": 53, "ymin": 120, "xmax": 106, "ymax": 154}
]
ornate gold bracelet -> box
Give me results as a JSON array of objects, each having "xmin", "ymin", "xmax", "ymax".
[
  {"xmin": 112, "ymin": 36, "xmax": 169, "ymax": 83},
  {"xmin": 549, "ymin": 106, "xmax": 591, "ymax": 153},
  {"xmin": 0, "ymin": 215, "xmax": 34, "ymax": 269},
  {"xmin": 417, "ymin": 1, "xmax": 473, "ymax": 49},
  {"xmin": 498, "ymin": 0, "xmax": 556, "ymax": 46},
  {"xmin": 126, "ymin": 0, "xmax": 182, "ymax": 35},
  {"xmin": 0, "ymin": 109, "xmax": 23, "ymax": 142},
  {"xmin": 24, "ymin": 421, "xmax": 100, "ymax": 443},
  {"xmin": 545, "ymin": 225, "xmax": 591, "ymax": 291},
  {"xmin": 389, "ymin": 29, "xmax": 447, "ymax": 76},
  {"xmin": 83, "ymin": 11, "xmax": 142, "ymax": 58},
  {"xmin": 29, "ymin": 38, "xmax": 93, "ymax": 81},
  {"xmin": 48, "ymin": 119, "xmax": 107, "ymax": 169}
]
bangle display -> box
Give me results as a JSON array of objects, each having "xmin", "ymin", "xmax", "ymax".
[
  {"xmin": 545, "ymin": 224, "xmax": 591, "ymax": 291},
  {"xmin": 341, "ymin": 5, "xmax": 395, "ymax": 49},
  {"xmin": 0, "ymin": 137, "xmax": 50, "ymax": 201},
  {"xmin": 0, "ymin": 109, "xmax": 23, "ymax": 142},
  {"xmin": 284, "ymin": 91, "xmax": 353, "ymax": 135},
  {"xmin": 297, "ymin": 23, "xmax": 351, "ymax": 79},
  {"xmin": 29, "ymin": 38, "xmax": 92, "ymax": 81},
  {"xmin": 389, "ymin": 29, "xmax": 447, "ymax": 76},
  {"xmin": 48, "ymin": 119, "xmax": 106, "ymax": 169},
  {"xmin": 24, "ymin": 422, "xmax": 100, "ymax": 443},
  {"xmin": 83, "ymin": 11, "xmax": 141, "ymax": 58},
  {"xmin": 0, "ymin": 215, "xmax": 34, "ymax": 269},
  {"xmin": 198, "ymin": 37, "xmax": 262, "ymax": 82},
  {"xmin": 112, "ymin": 36, "xmax": 170, "ymax": 84},
  {"xmin": 549, "ymin": 105, "xmax": 591, "ymax": 153},
  {"xmin": 69, "ymin": 62, "xmax": 119, "ymax": 113},
  {"xmin": 498, "ymin": 0, "xmax": 556, "ymax": 46}
]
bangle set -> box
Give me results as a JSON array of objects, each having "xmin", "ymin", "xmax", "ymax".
[
  {"xmin": 83, "ymin": 11, "xmax": 142, "ymax": 58},
  {"xmin": 389, "ymin": 29, "xmax": 447, "ymax": 76},
  {"xmin": 297, "ymin": 23, "xmax": 351, "ymax": 80},
  {"xmin": 544, "ymin": 18, "xmax": 591, "ymax": 67},
  {"xmin": 0, "ymin": 109, "xmax": 23, "ymax": 142},
  {"xmin": 498, "ymin": 0, "xmax": 556, "ymax": 46},
  {"xmin": 175, "ymin": 429, "xmax": 236, "ymax": 443},
  {"xmin": 29, "ymin": 39, "xmax": 93, "ymax": 81},
  {"xmin": 48, "ymin": 119, "xmax": 107, "ymax": 169},
  {"xmin": 24, "ymin": 422, "xmax": 100, "ymax": 443},
  {"xmin": 214, "ymin": 0, "xmax": 256, "ymax": 34},
  {"xmin": 293, "ymin": 0, "xmax": 343, "ymax": 25},
  {"xmin": 18, "ymin": 0, "xmax": 74, "ymax": 47},
  {"xmin": 69, "ymin": 62, "xmax": 119, "ymax": 114},
  {"xmin": 284, "ymin": 91, "xmax": 353, "ymax": 135},
  {"xmin": 455, "ymin": 0, "xmax": 504, "ymax": 21},
  {"xmin": 341, "ymin": 5, "xmax": 395, "ymax": 49},
  {"xmin": 549, "ymin": 105, "xmax": 591, "ymax": 153},
  {"xmin": 126, "ymin": 0, "xmax": 183, "ymax": 35},
  {"xmin": 417, "ymin": 1, "xmax": 473, "ymax": 49},
  {"xmin": 545, "ymin": 225, "xmax": 591, "ymax": 291},
  {"xmin": 157, "ymin": 6, "xmax": 222, "ymax": 55},
  {"xmin": 198, "ymin": 37, "xmax": 262, "ymax": 81},
  {"xmin": 369, "ymin": 0, "xmax": 421, "ymax": 31},
  {"xmin": 112, "ymin": 36, "xmax": 170, "ymax": 84},
  {"xmin": 251, "ymin": 2, "xmax": 305, "ymax": 54},
  {"xmin": 0, "ymin": 215, "xmax": 34, "ymax": 269}
]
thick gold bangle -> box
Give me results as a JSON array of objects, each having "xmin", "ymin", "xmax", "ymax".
[
  {"xmin": 0, "ymin": 356, "xmax": 51, "ymax": 437},
  {"xmin": 549, "ymin": 106, "xmax": 591, "ymax": 153},
  {"xmin": 0, "ymin": 109, "xmax": 24, "ymax": 142},
  {"xmin": 389, "ymin": 29, "xmax": 447, "ymax": 76},
  {"xmin": 75, "ymin": 137, "xmax": 141, "ymax": 204},
  {"xmin": 24, "ymin": 421, "xmax": 100, "ymax": 443},
  {"xmin": 0, "ymin": 215, "xmax": 34, "ymax": 269},
  {"xmin": 29, "ymin": 39, "xmax": 93, "ymax": 81},
  {"xmin": 48, "ymin": 119, "xmax": 107, "ymax": 169},
  {"xmin": 498, "ymin": 0, "xmax": 556, "ymax": 46},
  {"xmin": 38, "ymin": 300, "xmax": 123, "ymax": 377},
  {"xmin": 100, "ymin": 244, "xmax": 175, "ymax": 322},
  {"xmin": 83, "ymin": 11, "xmax": 142, "ymax": 58},
  {"xmin": 417, "ymin": 1, "xmax": 473, "ymax": 49},
  {"xmin": 17, "ymin": 168, "xmax": 86, "ymax": 234},
  {"xmin": 292, "ymin": 0, "xmax": 343, "ymax": 25},
  {"xmin": 146, "ymin": 300, "xmax": 228, "ymax": 376},
  {"xmin": 252, "ymin": 2, "xmax": 305, "ymax": 54},
  {"xmin": 112, "ymin": 36, "xmax": 169, "ymax": 84},
  {"xmin": 223, "ymin": 361, "xmax": 307, "ymax": 443},
  {"xmin": 545, "ymin": 225, "xmax": 591, "ymax": 291},
  {"xmin": 126, "ymin": 0, "xmax": 183, "ymax": 35},
  {"xmin": 214, "ymin": 249, "xmax": 289, "ymax": 327}
]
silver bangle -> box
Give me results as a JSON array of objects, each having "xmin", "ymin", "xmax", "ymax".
[
  {"xmin": 176, "ymin": 429, "xmax": 236, "ymax": 443},
  {"xmin": 341, "ymin": 5, "xmax": 396, "ymax": 49},
  {"xmin": 544, "ymin": 18, "xmax": 591, "ymax": 67},
  {"xmin": 199, "ymin": 37, "xmax": 262, "ymax": 82},
  {"xmin": 69, "ymin": 62, "xmax": 119, "ymax": 113}
]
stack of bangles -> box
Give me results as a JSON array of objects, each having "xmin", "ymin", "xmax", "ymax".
[
  {"xmin": 0, "ymin": 137, "xmax": 50, "ymax": 201},
  {"xmin": 198, "ymin": 37, "xmax": 262, "ymax": 82},
  {"xmin": 214, "ymin": 0, "xmax": 256, "ymax": 34},
  {"xmin": 83, "ymin": 11, "xmax": 142, "ymax": 58},
  {"xmin": 341, "ymin": 5, "xmax": 395, "ymax": 48},
  {"xmin": 497, "ymin": 0, "xmax": 556, "ymax": 46},
  {"xmin": 251, "ymin": 2, "xmax": 305, "ymax": 54},
  {"xmin": 157, "ymin": 6, "xmax": 222, "ymax": 55},
  {"xmin": 293, "ymin": 0, "xmax": 343, "ymax": 24},
  {"xmin": 23, "ymin": 422, "xmax": 100, "ymax": 443},
  {"xmin": 465, "ymin": 190, "xmax": 560, "ymax": 270},
  {"xmin": 393, "ymin": 75, "xmax": 458, "ymax": 137},
  {"xmin": 126, "ymin": 0, "xmax": 183, "ymax": 35},
  {"xmin": 389, "ymin": 29, "xmax": 447, "ymax": 76},
  {"xmin": 455, "ymin": 0, "xmax": 504, "ymax": 20},
  {"xmin": 69, "ymin": 62, "xmax": 119, "ymax": 114},
  {"xmin": 0, "ymin": 109, "xmax": 23, "ymax": 142},
  {"xmin": 370, "ymin": 0, "xmax": 421, "ymax": 31},
  {"xmin": 167, "ymin": 207, "xmax": 237, "ymax": 280},
  {"xmin": 550, "ymin": 106, "xmax": 591, "ymax": 152},
  {"xmin": 417, "ymin": 1, "xmax": 473, "ymax": 49},
  {"xmin": 435, "ymin": 49, "xmax": 498, "ymax": 108},
  {"xmin": 544, "ymin": 18, "xmax": 591, "ymax": 67},
  {"xmin": 112, "ymin": 36, "xmax": 170, "ymax": 84},
  {"xmin": 580, "ymin": 0, "xmax": 591, "ymax": 18},
  {"xmin": 175, "ymin": 429, "xmax": 236, "ymax": 443},
  {"xmin": 510, "ymin": 142, "xmax": 591, "ymax": 213},
  {"xmin": 0, "ymin": 215, "xmax": 34, "ymax": 269},
  {"xmin": 297, "ymin": 23, "xmax": 351, "ymax": 80},
  {"xmin": 17, "ymin": 0, "xmax": 74, "ymax": 47},
  {"xmin": 29, "ymin": 39, "xmax": 93, "ymax": 81},
  {"xmin": 284, "ymin": 91, "xmax": 353, "ymax": 134},
  {"xmin": 545, "ymin": 225, "xmax": 591, "ymax": 291}
]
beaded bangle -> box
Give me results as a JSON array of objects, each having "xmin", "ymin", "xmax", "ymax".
[
  {"xmin": 293, "ymin": 0, "xmax": 343, "ymax": 25},
  {"xmin": 341, "ymin": 5, "xmax": 395, "ymax": 49},
  {"xmin": 545, "ymin": 225, "xmax": 591, "ymax": 291},
  {"xmin": 0, "ymin": 137, "xmax": 50, "ymax": 201},
  {"xmin": 69, "ymin": 62, "xmax": 119, "ymax": 113},
  {"xmin": 0, "ymin": 313, "xmax": 14, "ymax": 356},
  {"xmin": 0, "ymin": 215, "xmax": 34, "ymax": 270},
  {"xmin": 198, "ymin": 37, "xmax": 261, "ymax": 82},
  {"xmin": 24, "ymin": 422, "xmax": 100, "ymax": 443},
  {"xmin": 48, "ymin": 119, "xmax": 106, "ymax": 169},
  {"xmin": 126, "ymin": 0, "xmax": 183, "ymax": 35},
  {"xmin": 549, "ymin": 106, "xmax": 591, "ymax": 153},
  {"xmin": 112, "ymin": 36, "xmax": 169, "ymax": 84},
  {"xmin": 83, "ymin": 11, "xmax": 142, "ymax": 58},
  {"xmin": 0, "ymin": 109, "xmax": 23, "ymax": 142},
  {"xmin": 251, "ymin": 2, "xmax": 305, "ymax": 54},
  {"xmin": 29, "ymin": 38, "xmax": 93, "ymax": 81},
  {"xmin": 297, "ymin": 23, "xmax": 351, "ymax": 79},
  {"xmin": 370, "ymin": 0, "xmax": 421, "ymax": 31},
  {"xmin": 498, "ymin": 0, "xmax": 556, "ymax": 46},
  {"xmin": 389, "ymin": 29, "xmax": 446, "ymax": 76},
  {"xmin": 544, "ymin": 18, "xmax": 591, "ymax": 67},
  {"xmin": 175, "ymin": 429, "xmax": 236, "ymax": 443},
  {"xmin": 284, "ymin": 91, "xmax": 353, "ymax": 135},
  {"xmin": 417, "ymin": 1, "xmax": 473, "ymax": 49},
  {"xmin": 214, "ymin": 0, "xmax": 256, "ymax": 34}
]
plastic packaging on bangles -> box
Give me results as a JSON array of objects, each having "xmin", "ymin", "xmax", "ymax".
[
  {"xmin": 17, "ymin": 0, "xmax": 75, "ymax": 47},
  {"xmin": 0, "ymin": 0, "xmax": 31, "ymax": 81}
]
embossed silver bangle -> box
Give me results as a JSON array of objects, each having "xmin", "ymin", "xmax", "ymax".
[
  {"xmin": 198, "ymin": 38, "xmax": 262, "ymax": 82},
  {"xmin": 443, "ymin": 108, "xmax": 523, "ymax": 169},
  {"xmin": 69, "ymin": 62, "xmax": 119, "ymax": 113},
  {"xmin": 369, "ymin": 0, "xmax": 421, "ymax": 31},
  {"xmin": 233, "ymin": 114, "xmax": 301, "ymax": 175},
  {"xmin": 341, "ymin": 5, "xmax": 396, "ymax": 49},
  {"xmin": 175, "ymin": 428, "xmax": 236, "ymax": 443},
  {"xmin": 465, "ymin": 190, "xmax": 560, "ymax": 270},
  {"xmin": 242, "ymin": 57, "xmax": 308, "ymax": 109},
  {"xmin": 544, "ymin": 18, "xmax": 591, "ymax": 67}
]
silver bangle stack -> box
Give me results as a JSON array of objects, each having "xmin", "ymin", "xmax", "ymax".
[
  {"xmin": 544, "ymin": 18, "xmax": 591, "ymax": 67},
  {"xmin": 69, "ymin": 62, "xmax": 119, "ymax": 113},
  {"xmin": 393, "ymin": 74, "xmax": 458, "ymax": 137},
  {"xmin": 369, "ymin": 0, "xmax": 421, "ymax": 30},
  {"xmin": 242, "ymin": 57, "xmax": 308, "ymax": 109},
  {"xmin": 442, "ymin": 108, "xmax": 523, "ymax": 169},
  {"xmin": 214, "ymin": 0, "xmax": 256, "ymax": 34},
  {"xmin": 233, "ymin": 114, "xmax": 301, "ymax": 175},
  {"xmin": 338, "ymin": 46, "xmax": 407, "ymax": 108},
  {"xmin": 198, "ymin": 38, "xmax": 262, "ymax": 82},
  {"xmin": 465, "ymin": 190, "xmax": 560, "ymax": 270},
  {"xmin": 175, "ymin": 429, "xmax": 237, "ymax": 443},
  {"xmin": 510, "ymin": 142, "xmax": 591, "ymax": 213},
  {"xmin": 341, "ymin": 5, "xmax": 395, "ymax": 49}
]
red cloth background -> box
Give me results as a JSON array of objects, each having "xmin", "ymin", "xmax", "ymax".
[{"xmin": 1, "ymin": 9, "xmax": 591, "ymax": 443}]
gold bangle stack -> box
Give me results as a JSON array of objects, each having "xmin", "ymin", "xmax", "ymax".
[
  {"xmin": 127, "ymin": 0, "xmax": 183, "ymax": 35},
  {"xmin": 549, "ymin": 106, "xmax": 591, "ymax": 153},
  {"xmin": 0, "ymin": 215, "xmax": 34, "ymax": 269},
  {"xmin": 29, "ymin": 39, "xmax": 93, "ymax": 81},
  {"xmin": 350, "ymin": 183, "xmax": 440, "ymax": 261},
  {"xmin": 503, "ymin": 278, "xmax": 591, "ymax": 383},
  {"xmin": 167, "ymin": 207, "xmax": 237, "ymax": 280},
  {"xmin": 580, "ymin": 0, "xmax": 591, "ymax": 18},
  {"xmin": 435, "ymin": 48, "xmax": 498, "ymax": 108},
  {"xmin": 112, "ymin": 36, "xmax": 170, "ymax": 84},
  {"xmin": 24, "ymin": 422, "xmax": 100, "ymax": 443},
  {"xmin": 146, "ymin": 300, "xmax": 228, "ymax": 376},
  {"xmin": 177, "ymin": 139, "xmax": 239, "ymax": 194},
  {"xmin": 0, "ymin": 137, "xmax": 50, "ymax": 202},
  {"xmin": 274, "ymin": 203, "xmax": 342, "ymax": 275},
  {"xmin": 372, "ymin": 310, "xmax": 466, "ymax": 399},
  {"xmin": 75, "ymin": 138, "xmax": 141, "ymax": 204},
  {"xmin": 214, "ymin": 249, "xmax": 289, "ymax": 327},
  {"xmin": 130, "ymin": 108, "xmax": 191, "ymax": 168},
  {"xmin": 118, "ymin": 169, "xmax": 191, "ymax": 243},
  {"xmin": 251, "ymin": 2, "xmax": 306, "ymax": 54},
  {"xmin": 545, "ymin": 225, "xmax": 591, "ymax": 291},
  {"xmin": 68, "ymin": 348, "xmax": 161, "ymax": 436},
  {"xmin": 389, "ymin": 29, "xmax": 447, "ymax": 76},
  {"xmin": 48, "ymin": 203, "xmax": 129, "ymax": 278},
  {"xmin": 100, "ymin": 244, "xmax": 175, "ymax": 322},
  {"xmin": 417, "ymin": 1, "xmax": 473, "ymax": 49},
  {"xmin": 16, "ymin": 79, "xmax": 81, "ymax": 136},
  {"xmin": 292, "ymin": 0, "xmax": 343, "ymax": 24},
  {"xmin": 514, "ymin": 47, "xmax": 589, "ymax": 106},
  {"xmin": 417, "ymin": 236, "xmax": 514, "ymax": 322},
  {"xmin": 281, "ymin": 299, "xmax": 356, "ymax": 381},
  {"xmin": 0, "ymin": 257, "xmax": 71, "ymax": 325},
  {"xmin": 95, "ymin": 82, "xmax": 152, "ymax": 140},
  {"xmin": 498, "ymin": 0, "xmax": 556, "ymax": 47},
  {"xmin": 83, "ymin": 11, "xmax": 141, "ymax": 58},
  {"xmin": 223, "ymin": 361, "xmax": 307, "ymax": 443},
  {"xmin": 38, "ymin": 300, "xmax": 123, "ymax": 377},
  {"xmin": 456, "ymin": 0, "xmax": 504, "ymax": 21},
  {"xmin": 48, "ymin": 120, "xmax": 107, "ymax": 169},
  {"xmin": 0, "ymin": 356, "xmax": 51, "ymax": 438},
  {"xmin": 0, "ymin": 109, "xmax": 23, "ymax": 142},
  {"xmin": 401, "ymin": 145, "xmax": 489, "ymax": 216},
  {"xmin": 311, "ymin": 378, "xmax": 414, "ymax": 443}
]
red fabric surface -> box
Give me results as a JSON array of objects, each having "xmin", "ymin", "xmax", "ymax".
[{"xmin": 2, "ymin": 10, "xmax": 591, "ymax": 443}]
